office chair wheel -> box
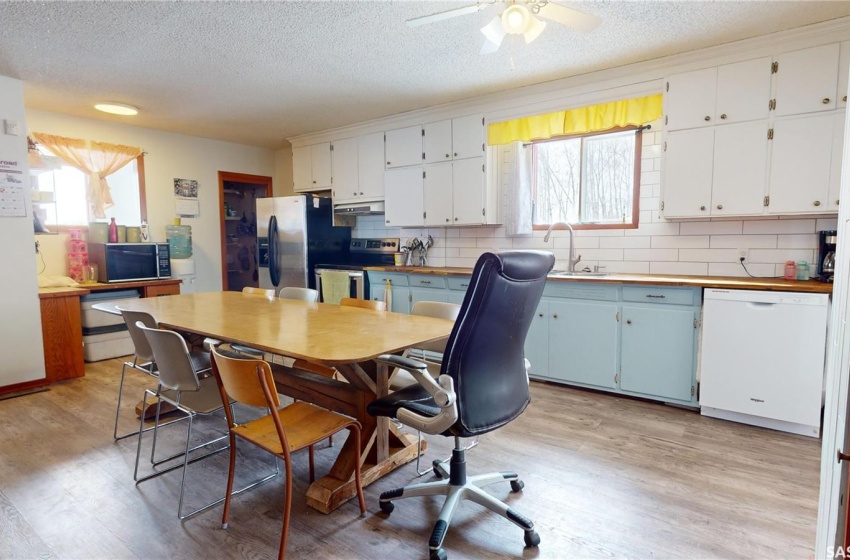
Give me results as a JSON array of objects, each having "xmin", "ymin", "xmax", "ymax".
[
  {"xmin": 429, "ymin": 548, "xmax": 447, "ymax": 560},
  {"xmin": 432, "ymin": 459, "xmax": 449, "ymax": 479},
  {"xmin": 379, "ymin": 500, "xmax": 395, "ymax": 514},
  {"xmin": 524, "ymin": 530, "xmax": 541, "ymax": 548},
  {"xmin": 510, "ymin": 479, "xmax": 524, "ymax": 493}
]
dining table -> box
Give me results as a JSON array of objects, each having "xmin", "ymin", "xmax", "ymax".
[{"xmin": 118, "ymin": 290, "xmax": 454, "ymax": 513}]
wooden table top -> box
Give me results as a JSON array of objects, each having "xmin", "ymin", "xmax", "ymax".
[{"xmin": 118, "ymin": 291, "xmax": 454, "ymax": 365}]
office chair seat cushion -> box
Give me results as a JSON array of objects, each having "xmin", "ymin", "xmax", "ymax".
[{"xmin": 366, "ymin": 384, "xmax": 441, "ymax": 421}]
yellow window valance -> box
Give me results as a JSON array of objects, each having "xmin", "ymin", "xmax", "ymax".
[{"xmin": 487, "ymin": 93, "xmax": 663, "ymax": 146}]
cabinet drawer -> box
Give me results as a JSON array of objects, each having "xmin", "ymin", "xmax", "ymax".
[
  {"xmin": 367, "ymin": 272, "xmax": 408, "ymax": 287},
  {"xmin": 543, "ymin": 282, "xmax": 619, "ymax": 302},
  {"xmin": 622, "ymin": 285, "xmax": 699, "ymax": 306},
  {"xmin": 447, "ymin": 276, "xmax": 471, "ymax": 291},
  {"xmin": 409, "ymin": 275, "xmax": 446, "ymax": 289},
  {"xmin": 144, "ymin": 283, "xmax": 180, "ymax": 297}
]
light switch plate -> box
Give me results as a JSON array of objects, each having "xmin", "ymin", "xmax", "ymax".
[{"xmin": 4, "ymin": 119, "xmax": 20, "ymax": 136}]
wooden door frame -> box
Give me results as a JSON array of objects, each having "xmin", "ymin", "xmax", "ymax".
[{"xmin": 218, "ymin": 171, "xmax": 273, "ymax": 290}]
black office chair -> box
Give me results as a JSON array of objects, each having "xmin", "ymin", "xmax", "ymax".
[{"xmin": 367, "ymin": 250, "xmax": 555, "ymax": 560}]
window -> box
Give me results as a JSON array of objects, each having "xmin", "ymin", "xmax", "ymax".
[
  {"xmin": 31, "ymin": 148, "xmax": 146, "ymax": 229},
  {"xmin": 532, "ymin": 127, "xmax": 642, "ymax": 229}
]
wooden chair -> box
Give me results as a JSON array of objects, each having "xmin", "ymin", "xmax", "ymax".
[
  {"xmin": 243, "ymin": 286, "xmax": 276, "ymax": 298},
  {"xmin": 339, "ymin": 297, "xmax": 387, "ymax": 311},
  {"xmin": 211, "ymin": 348, "xmax": 366, "ymax": 560}
]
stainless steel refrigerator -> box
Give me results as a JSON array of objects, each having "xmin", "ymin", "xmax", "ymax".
[{"xmin": 257, "ymin": 195, "xmax": 351, "ymax": 290}]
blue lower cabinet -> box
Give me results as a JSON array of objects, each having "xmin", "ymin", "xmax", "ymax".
[
  {"xmin": 524, "ymin": 302, "xmax": 549, "ymax": 377},
  {"xmin": 367, "ymin": 272, "xmax": 410, "ymax": 313},
  {"xmin": 548, "ymin": 300, "xmax": 619, "ymax": 389},
  {"xmin": 620, "ymin": 305, "xmax": 698, "ymax": 403}
]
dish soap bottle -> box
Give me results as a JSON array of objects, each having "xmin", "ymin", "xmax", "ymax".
[{"xmin": 108, "ymin": 217, "xmax": 119, "ymax": 243}]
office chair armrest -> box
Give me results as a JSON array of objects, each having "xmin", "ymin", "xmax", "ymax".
[{"xmin": 376, "ymin": 354, "xmax": 458, "ymax": 434}]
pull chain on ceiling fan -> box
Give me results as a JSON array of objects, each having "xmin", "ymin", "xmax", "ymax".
[{"xmin": 406, "ymin": 0, "xmax": 601, "ymax": 55}]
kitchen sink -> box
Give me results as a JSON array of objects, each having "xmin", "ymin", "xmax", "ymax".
[{"xmin": 548, "ymin": 271, "xmax": 609, "ymax": 277}]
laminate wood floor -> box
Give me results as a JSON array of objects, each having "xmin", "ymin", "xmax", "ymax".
[{"xmin": 0, "ymin": 358, "xmax": 820, "ymax": 559}]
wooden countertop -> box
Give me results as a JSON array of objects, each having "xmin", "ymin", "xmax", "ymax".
[
  {"xmin": 365, "ymin": 266, "xmax": 833, "ymax": 294},
  {"xmin": 38, "ymin": 287, "xmax": 90, "ymax": 299},
  {"xmin": 84, "ymin": 278, "xmax": 182, "ymax": 292}
]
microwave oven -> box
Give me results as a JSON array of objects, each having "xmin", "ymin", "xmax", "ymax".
[{"xmin": 88, "ymin": 243, "xmax": 171, "ymax": 283}]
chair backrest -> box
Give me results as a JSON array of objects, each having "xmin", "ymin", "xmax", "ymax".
[
  {"xmin": 410, "ymin": 301, "xmax": 461, "ymax": 354},
  {"xmin": 243, "ymin": 286, "xmax": 276, "ymax": 298},
  {"xmin": 136, "ymin": 323, "xmax": 202, "ymax": 392},
  {"xmin": 340, "ymin": 297, "xmax": 387, "ymax": 312},
  {"xmin": 211, "ymin": 348, "xmax": 281, "ymax": 409},
  {"xmin": 441, "ymin": 251, "xmax": 554, "ymax": 437},
  {"xmin": 279, "ymin": 286, "xmax": 319, "ymax": 303},
  {"xmin": 117, "ymin": 308, "xmax": 158, "ymax": 362}
]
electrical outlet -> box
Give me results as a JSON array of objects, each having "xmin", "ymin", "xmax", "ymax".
[{"xmin": 737, "ymin": 248, "xmax": 748, "ymax": 262}]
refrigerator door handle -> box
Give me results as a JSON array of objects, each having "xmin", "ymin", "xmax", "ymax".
[{"xmin": 268, "ymin": 215, "xmax": 280, "ymax": 287}]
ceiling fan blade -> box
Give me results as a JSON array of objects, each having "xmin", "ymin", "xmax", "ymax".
[
  {"xmin": 537, "ymin": 2, "xmax": 601, "ymax": 32},
  {"xmin": 407, "ymin": 3, "xmax": 489, "ymax": 28},
  {"xmin": 480, "ymin": 15, "xmax": 506, "ymax": 45},
  {"xmin": 480, "ymin": 37, "xmax": 503, "ymax": 55},
  {"xmin": 523, "ymin": 14, "xmax": 547, "ymax": 44}
]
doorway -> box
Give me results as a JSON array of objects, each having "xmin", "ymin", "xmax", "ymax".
[{"xmin": 218, "ymin": 171, "xmax": 272, "ymax": 292}]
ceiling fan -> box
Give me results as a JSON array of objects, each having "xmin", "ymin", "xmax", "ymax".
[{"xmin": 406, "ymin": 1, "xmax": 602, "ymax": 55}]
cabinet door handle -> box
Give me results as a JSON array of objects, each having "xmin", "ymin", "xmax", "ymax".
[
  {"xmin": 359, "ymin": 192, "xmax": 363, "ymax": 195},
  {"xmin": 312, "ymin": 180, "xmax": 317, "ymax": 184},
  {"xmin": 836, "ymin": 199, "xmax": 840, "ymax": 206},
  {"xmin": 720, "ymin": 113, "xmax": 727, "ymax": 120},
  {"xmin": 460, "ymin": 283, "xmax": 469, "ymax": 288},
  {"xmin": 646, "ymin": 294, "xmax": 666, "ymax": 299},
  {"xmin": 814, "ymin": 200, "xmax": 821, "ymax": 207},
  {"xmin": 421, "ymin": 280, "xmax": 430, "ymax": 284},
  {"xmin": 626, "ymin": 319, "xmax": 632, "ymax": 325},
  {"xmin": 446, "ymin": 153, "xmax": 450, "ymax": 158},
  {"xmin": 454, "ymin": 152, "xmax": 458, "ymax": 156},
  {"xmin": 353, "ymin": 192, "xmax": 357, "ymax": 196},
  {"xmin": 844, "ymin": 96, "xmax": 848, "ymax": 103},
  {"xmin": 385, "ymin": 220, "xmax": 390, "ymax": 224},
  {"xmin": 445, "ymin": 218, "xmax": 450, "ymax": 222},
  {"xmin": 823, "ymin": 98, "xmax": 831, "ymax": 104},
  {"xmin": 700, "ymin": 205, "xmax": 706, "ymax": 211},
  {"xmin": 704, "ymin": 116, "xmax": 711, "ymax": 121},
  {"xmin": 716, "ymin": 204, "xmax": 723, "ymax": 210},
  {"xmin": 552, "ymin": 314, "xmax": 558, "ymax": 319},
  {"xmin": 538, "ymin": 313, "xmax": 544, "ymax": 317},
  {"xmin": 387, "ymin": 161, "xmax": 391, "ymax": 165},
  {"xmin": 454, "ymin": 217, "xmax": 458, "ymax": 221}
]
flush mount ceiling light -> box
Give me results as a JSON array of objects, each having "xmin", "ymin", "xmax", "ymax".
[
  {"xmin": 407, "ymin": 1, "xmax": 601, "ymax": 55},
  {"xmin": 94, "ymin": 102, "xmax": 139, "ymax": 116}
]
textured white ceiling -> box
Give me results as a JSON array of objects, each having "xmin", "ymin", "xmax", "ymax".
[{"xmin": 2, "ymin": 1, "xmax": 850, "ymax": 149}]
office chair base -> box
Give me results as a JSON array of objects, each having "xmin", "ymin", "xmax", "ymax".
[{"xmin": 379, "ymin": 445, "xmax": 538, "ymax": 558}]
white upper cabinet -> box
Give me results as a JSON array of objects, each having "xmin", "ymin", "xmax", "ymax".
[
  {"xmin": 292, "ymin": 145, "xmax": 313, "ymax": 192},
  {"xmin": 711, "ymin": 122, "xmax": 768, "ymax": 215},
  {"xmin": 423, "ymin": 114, "xmax": 485, "ymax": 163},
  {"xmin": 330, "ymin": 137, "xmax": 359, "ymax": 203},
  {"xmin": 311, "ymin": 142, "xmax": 332, "ymax": 189},
  {"xmin": 384, "ymin": 167, "xmax": 424, "ymax": 227},
  {"xmin": 385, "ymin": 125, "xmax": 423, "ymax": 168},
  {"xmin": 839, "ymin": 41, "xmax": 850, "ymax": 109},
  {"xmin": 768, "ymin": 113, "xmax": 836, "ymax": 214},
  {"xmin": 357, "ymin": 132, "xmax": 385, "ymax": 200},
  {"xmin": 424, "ymin": 162, "xmax": 453, "ymax": 225},
  {"xmin": 666, "ymin": 57, "xmax": 771, "ymax": 131},
  {"xmin": 424, "ymin": 120, "xmax": 453, "ymax": 164},
  {"xmin": 828, "ymin": 111, "xmax": 846, "ymax": 211},
  {"xmin": 774, "ymin": 43, "xmax": 841, "ymax": 116},
  {"xmin": 451, "ymin": 114, "xmax": 485, "ymax": 160},
  {"xmin": 715, "ymin": 57, "xmax": 772, "ymax": 125},
  {"xmin": 662, "ymin": 128, "xmax": 714, "ymax": 217},
  {"xmin": 665, "ymin": 67, "xmax": 717, "ymax": 131},
  {"xmin": 452, "ymin": 157, "xmax": 486, "ymax": 224},
  {"xmin": 294, "ymin": 142, "xmax": 332, "ymax": 192}
]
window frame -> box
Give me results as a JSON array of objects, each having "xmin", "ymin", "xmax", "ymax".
[
  {"xmin": 33, "ymin": 153, "xmax": 148, "ymax": 234},
  {"xmin": 530, "ymin": 125, "xmax": 643, "ymax": 231}
]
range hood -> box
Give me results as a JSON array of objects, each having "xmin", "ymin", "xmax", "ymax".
[{"xmin": 333, "ymin": 201, "xmax": 385, "ymax": 215}]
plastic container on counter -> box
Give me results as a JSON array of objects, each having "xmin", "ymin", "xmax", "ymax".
[{"xmin": 784, "ymin": 260, "xmax": 797, "ymax": 280}]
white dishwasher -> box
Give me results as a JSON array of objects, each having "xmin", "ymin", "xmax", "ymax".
[{"xmin": 699, "ymin": 288, "xmax": 829, "ymax": 437}]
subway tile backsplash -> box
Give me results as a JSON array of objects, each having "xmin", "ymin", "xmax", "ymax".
[{"xmin": 353, "ymin": 124, "xmax": 838, "ymax": 278}]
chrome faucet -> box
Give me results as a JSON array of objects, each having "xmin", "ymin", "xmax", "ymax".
[{"xmin": 543, "ymin": 222, "xmax": 581, "ymax": 272}]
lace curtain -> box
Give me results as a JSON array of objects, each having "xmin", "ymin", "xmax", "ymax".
[{"xmin": 31, "ymin": 132, "xmax": 143, "ymax": 219}]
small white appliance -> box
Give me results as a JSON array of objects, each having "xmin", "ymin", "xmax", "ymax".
[
  {"xmin": 170, "ymin": 258, "xmax": 196, "ymax": 294},
  {"xmin": 699, "ymin": 288, "xmax": 829, "ymax": 437}
]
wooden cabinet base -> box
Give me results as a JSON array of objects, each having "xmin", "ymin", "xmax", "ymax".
[{"xmin": 40, "ymin": 292, "xmax": 85, "ymax": 382}]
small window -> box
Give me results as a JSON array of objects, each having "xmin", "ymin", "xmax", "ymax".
[
  {"xmin": 31, "ymin": 148, "xmax": 146, "ymax": 228},
  {"xmin": 532, "ymin": 127, "xmax": 642, "ymax": 229}
]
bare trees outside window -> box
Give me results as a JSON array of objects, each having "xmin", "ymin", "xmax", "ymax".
[{"xmin": 532, "ymin": 128, "xmax": 641, "ymax": 229}]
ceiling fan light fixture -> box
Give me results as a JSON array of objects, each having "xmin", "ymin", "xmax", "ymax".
[
  {"xmin": 94, "ymin": 102, "xmax": 139, "ymax": 116},
  {"xmin": 501, "ymin": 4, "xmax": 530, "ymax": 35},
  {"xmin": 523, "ymin": 14, "xmax": 546, "ymax": 44},
  {"xmin": 481, "ymin": 15, "xmax": 507, "ymax": 46}
]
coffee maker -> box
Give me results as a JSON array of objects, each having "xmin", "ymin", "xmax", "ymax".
[{"xmin": 817, "ymin": 230, "xmax": 837, "ymax": 282}]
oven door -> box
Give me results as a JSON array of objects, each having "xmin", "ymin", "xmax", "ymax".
[{"xmin": 314, "ymin": 268, "xmax": 364, "ymax": 302}]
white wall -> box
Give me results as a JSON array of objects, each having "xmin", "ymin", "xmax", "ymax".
[
  {"xmin": 355, "ymin": 119, "xmax": 838, "ymax": 276},
  {"xmin": 27, "ymin": 110, "xmax": 276, "ymax": 292},
  {"xmin": 0, "ymin": 75, "xmax": 45, "ymax": 386}
]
